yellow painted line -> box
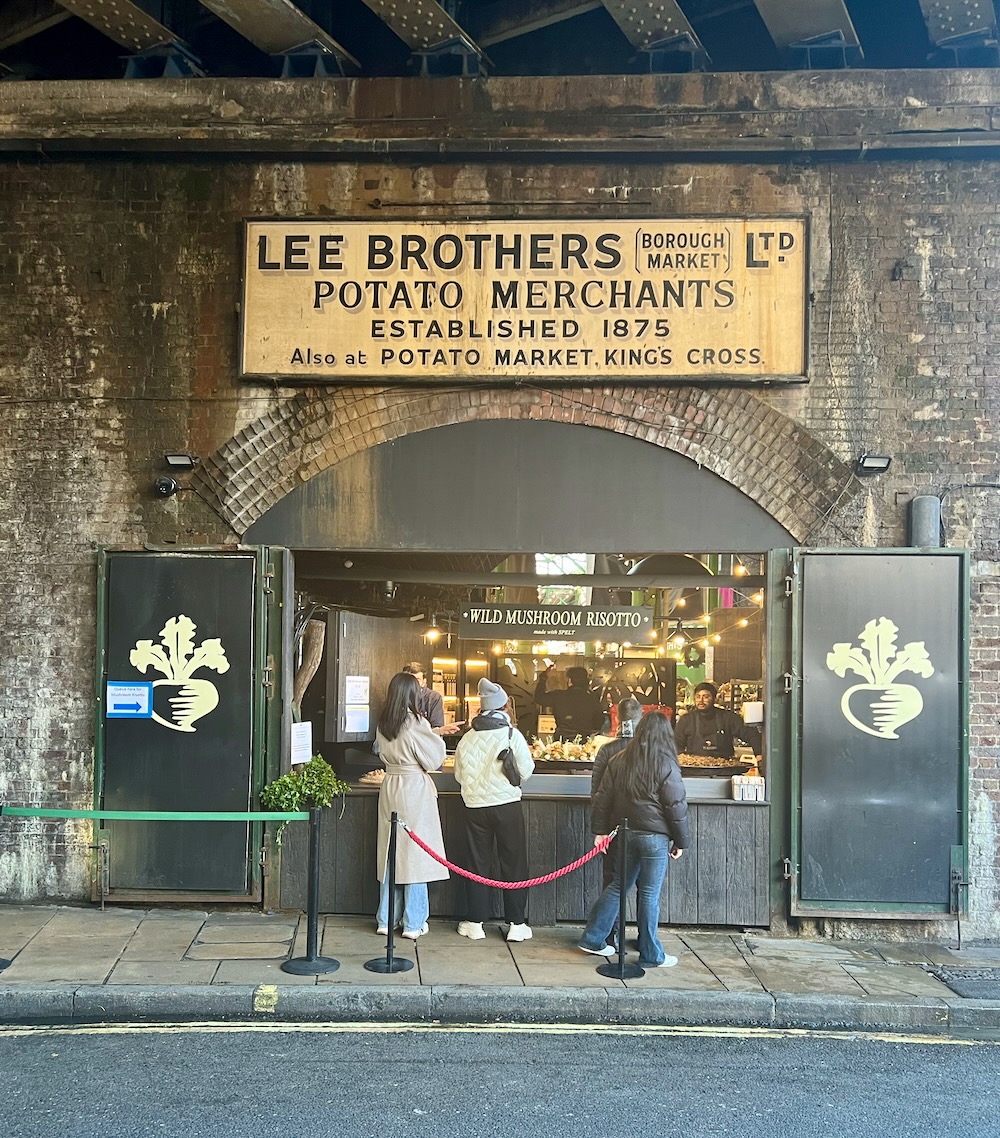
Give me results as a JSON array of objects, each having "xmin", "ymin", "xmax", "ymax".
[
  {"xmin": 252, "ymin": 985, "xmax": 279, "ymax": 1014},
  {"xmin": 0, "ymin": 1022, "xmax": 995, "ymax": 1045}
]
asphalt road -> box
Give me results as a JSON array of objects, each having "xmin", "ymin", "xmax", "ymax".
[{"xmin": 3, "ymin": 1023, "xmax": 998, "ymax": 1138}]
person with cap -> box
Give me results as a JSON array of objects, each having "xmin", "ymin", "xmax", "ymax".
[
  {"xmin": 673, "ymin": 681, "xmax": 761, "ymax": 760},
  {"xmin": 534, "ymin": 664, "xmax": 605, "ymax": 741},
  {"xmin": 452, "ymin": 676, "xmax": 535, "ymax": 942},
  {"xmin": 402, "ymin": 661, "xmax": 462, "ymax": 735}
]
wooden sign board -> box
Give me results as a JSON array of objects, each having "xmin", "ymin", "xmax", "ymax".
[{"xmin": 241, "ymin": 218, "xmax": 808, "ymax": 384}]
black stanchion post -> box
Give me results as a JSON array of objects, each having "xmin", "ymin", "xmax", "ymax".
[
  {"xmin": 282, "ymin": 806, "xmax": 340, "ymax": 975},
  {"xmin": 365, "ymin": 811, "xmax": 415, "ymax": 974},
  {"xmin": 597, "ymin": 818, "xmax": 644, "ymax": 980}
]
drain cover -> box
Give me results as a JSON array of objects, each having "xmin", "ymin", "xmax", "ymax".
[{"xmin": 932, "ymin": 967, "xmax": 1000, "ymax": 999}]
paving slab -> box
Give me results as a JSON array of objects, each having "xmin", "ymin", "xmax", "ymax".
[
  {"xmin": 415, "ymin": 944, "xmax": 523, "ymax": 986},
  {"xmin": 744, "ymin": 960, "xmax": 869, "ymax": 996},
  {"xmin": 842, "ymin": 962, "xmax": 957, "ymax": 999},
  {"xmin": 196, "ymin": 921, "xmax": 296, "ymax": 943},
  {"xmin": 186, "ymin": 941, "xmax": 292, "ymax": 961},
  {"xmin": 0, "ymin": 956, "xmax": 119, "ymax": 985},
  {"xmin": 516, "ymin": 962, "xmax": 625, "ymax": 988},
  {"xmin": 0, "ymin": 910, "xmax": 57, "ymax": 957},
  {"xmin": 118, "ymin": 919, "xmax": 205, "ymax": 961},
  {"xmin": 745, "ymin": 936, "xmax": 882, "ymax": 963},
  {"xmin": 678, "ymin": 934, "xmax": 767, "ymax": 992},
  {"xmin": 43, "ymin": 909, "xmax": 144, "ymax": 934},
  {"xmin": 107, "ymin": 961, "xmax": 219, "ymax": 985},
  {"xmin": 315, "ymin": 953, "xmax": 423, "ymax": 985},
  {"xmin": 214, "ymin": 960, "xmax": 320, "ymax": 985}
]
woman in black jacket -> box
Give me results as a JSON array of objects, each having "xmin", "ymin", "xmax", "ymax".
[{"xmin": 578, "ymin": 711, "xmax": 689, "ymax": 968}]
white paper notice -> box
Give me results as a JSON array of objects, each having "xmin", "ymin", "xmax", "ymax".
[
  {"xmin": 345, "ymin": 706, "xmax": 370, "ymax": 734},
  {"xmin": 345, "ymin": 675, "xmax": 370, "ymax": 704},
  {"xmin": 291, "ymin": 721, "xmax": 313, "ymax": 765}
]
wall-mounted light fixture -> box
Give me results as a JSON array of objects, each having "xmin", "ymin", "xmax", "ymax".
[
  {"xmin": 855, "ymin": 454, "xmax": 892, "ymax": 476},
  {"xmin": 425, "ymin": 614, "xmax": 442, "ymax": 642},
  {"xmin": 164, "ymin": 453, "xmax": 198, "ymax": 471}
]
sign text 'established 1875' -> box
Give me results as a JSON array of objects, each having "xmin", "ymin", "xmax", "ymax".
[
  {"xmin": 459, "ymin": 604, "xmax": 654, "ymax": 641},
  {"xmin": 241, "ymin": 219, "xmax": 808, "ymax": 383}
]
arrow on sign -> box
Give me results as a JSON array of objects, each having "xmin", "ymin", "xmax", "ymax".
[{"xmin": 113, "ymin": 703, "xmax": 142, "ymax": 712}]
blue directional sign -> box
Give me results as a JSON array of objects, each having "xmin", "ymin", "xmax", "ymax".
[{"xmin": 106, "ymin": 681, "xmax": 153, "ymax": 719}]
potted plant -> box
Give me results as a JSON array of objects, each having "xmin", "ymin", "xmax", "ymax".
[{"xmin": 260, "ymin": 754, "xmax": 351, "ymax": 846}]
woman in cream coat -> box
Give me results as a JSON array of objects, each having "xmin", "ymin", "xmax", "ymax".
[{"xmin": 374, "ymin": 671, "xmax": 449, "ymax": 939}]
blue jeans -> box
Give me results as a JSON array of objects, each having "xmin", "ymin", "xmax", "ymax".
[
  {"xmin": 376, "ymin": 879, "xmax": 429, "ymax": 934},
  {"xmin": 579, "ymin": 831, "xmax": 670, "ymax": 966}
]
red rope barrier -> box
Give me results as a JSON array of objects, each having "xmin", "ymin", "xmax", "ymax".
[{"xmin": 401, "ymin": 823, "xmax": 617, "ymax": 889}]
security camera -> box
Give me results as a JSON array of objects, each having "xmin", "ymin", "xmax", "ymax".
[
  {"xmin": 382, "ymin": 580, "xmax": 397, "ymax": 601},
  {"xmin": 154, "ymin": 476, "xmax": 179, "ymax": 497}
]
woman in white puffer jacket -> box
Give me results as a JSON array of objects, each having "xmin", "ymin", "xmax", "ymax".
[{"xmin": 452, "ymin": 677, "xmax": 535, "ymax": 942}]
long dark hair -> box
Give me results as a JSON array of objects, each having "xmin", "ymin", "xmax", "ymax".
[
  {"xmin": 377, "ymin": 672, "xmax": 421, "ymax": 741},
  {"xmin": 620, "ymin": 711, "xmax": 678, "ymax": 800}
]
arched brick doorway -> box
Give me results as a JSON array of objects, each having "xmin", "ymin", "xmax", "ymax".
[{"xmin": 195, "ymin": 386, "xmax": 858, "ymax": 540}]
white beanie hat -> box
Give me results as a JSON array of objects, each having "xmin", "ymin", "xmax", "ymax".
[{"xmin": 478, "ymin": 677, "xmax": 508, "ymax": 712}]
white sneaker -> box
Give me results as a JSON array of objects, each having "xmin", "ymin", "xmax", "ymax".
[
  {"xmin": 457, "ymin": 920, "xmax": 486, "ymax": 940},
  {"xmin": 506, "ymin": 923, "xmax": 532, "ymax": 942},
  {"xmin": 402, "ymin": 923, "xmax": 429, "ymax": 940},
  {"xmin": 653, "ymin": 955, "xmax": 679, "ymax": 968},
  {"xmin": 579, "ymin": 944, "xmax": 616, "ymax": 957}
]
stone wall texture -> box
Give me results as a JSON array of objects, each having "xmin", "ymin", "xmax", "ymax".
[{"xmin": 1, "ymin": 74, "xmax": 999, "ymax": 936}]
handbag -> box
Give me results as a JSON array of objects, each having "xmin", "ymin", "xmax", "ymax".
[{"xmin": 497, "ymin": 726, "xmax": 521, "ymax": 787}]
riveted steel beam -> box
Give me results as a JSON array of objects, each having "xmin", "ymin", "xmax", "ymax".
[
  {"xmin": 469, "ymin": 0, "xmax": 602, "ymax": 48},
  {"xmin": 55, "ymin": 0, "xmax": 180, "ymax": 51},
  {"xmin": 751, "ymin": 0, "xmax": 860, "ymax": 51},
  {"xmin": 601, "ymin": 0, "xmax": 706, "ymax": 53},
  {"xmin": 358, "ymin": 0, "xmax": 479, "ymax": 52},
  {"xmin": 196, "ymin": 0, "xmax": 359, "ymax": 68},
  {"xmin": 0, "ymin": 0, "xmax": 70, "ymax": 50},
  {"xmin": 918, "ymin": 0, "xmax": 995, "ymax": 46}
]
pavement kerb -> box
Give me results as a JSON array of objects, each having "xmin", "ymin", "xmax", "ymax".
[
  {"xmin": 771, "ymin": 992, "xmax": 952, "ymax": 1034},
  {"xmin": 2, "ymin": 984, "xmax": 997, "ymax": 1033}
]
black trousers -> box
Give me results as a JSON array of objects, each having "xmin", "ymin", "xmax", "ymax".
[{"xmin": 463, "ymin": 800, "xmax": 529, "ymax": 924}]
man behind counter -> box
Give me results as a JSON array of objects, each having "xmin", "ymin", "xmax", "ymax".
[
  {"xmin": 534, "ymin": 664, "xmax": 605, "ymax": 741},
  {"xmin": 402, "ymin": 661, "xmax": 462, "ymax": 736},
  {"xmin": 673, "ymin": 681, "xmax": 761, "ymax": 760}
]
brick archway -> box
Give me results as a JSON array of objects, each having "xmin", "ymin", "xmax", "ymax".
[{"xmin": 196, "ymin": 385, "xmax": 857, "ymax": 540}]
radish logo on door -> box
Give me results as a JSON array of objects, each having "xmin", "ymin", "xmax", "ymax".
[
  {"xmin": 129, "ymin": 615, "xmax": 231, "ymax": 732},
  {"xmin": 825, "ymin": 618, "xmax": 934, "ymax": 740}
]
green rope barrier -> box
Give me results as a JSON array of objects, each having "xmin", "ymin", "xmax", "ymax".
[{"xmin": 0, "ymin": 807, "xmax": 309, "ymax": 821}]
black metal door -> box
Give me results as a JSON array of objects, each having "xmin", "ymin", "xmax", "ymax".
[
  {"xmin": 791, "ymin": 550, "xmax": 968, "ymax": 915},
  {"xmin": 98, "ymin": 550, "xmax": 267, "ymax": 895}
]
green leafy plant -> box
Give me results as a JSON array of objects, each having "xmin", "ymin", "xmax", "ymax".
[{"xmin": 260, "ymin": 755, "xmax": 352, "ymax": 846}]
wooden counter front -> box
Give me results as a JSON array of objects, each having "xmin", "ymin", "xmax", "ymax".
[{"xmin": 277, "ymin": 790, "xmax": 770, "ymax": 928}]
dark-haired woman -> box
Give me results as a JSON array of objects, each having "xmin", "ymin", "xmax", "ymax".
[
  {"xmin": 374, "ymin": 671, "xmax": 449, "ymax": 939},
  {"xmin": 578, "ymin": 711, "xmax": 688, "ymax": 968}
]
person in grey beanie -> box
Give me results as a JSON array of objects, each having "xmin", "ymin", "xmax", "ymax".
[{"xmin": 452, "ymin": 676, "xmax": 535, "ymax": 942}]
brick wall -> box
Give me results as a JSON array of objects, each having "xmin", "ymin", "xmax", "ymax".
[{"xmin": 1, "ymin": 143, "xmax": 998, "ymax": 933}]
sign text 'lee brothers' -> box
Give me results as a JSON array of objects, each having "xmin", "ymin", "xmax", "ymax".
[
  {"xmin": 459, "ymin": 604, "xmax": 654, "ymax": 641},
  {"xmin": 241, "ymin": 219, "xmax": 808, "ymax": 382}
]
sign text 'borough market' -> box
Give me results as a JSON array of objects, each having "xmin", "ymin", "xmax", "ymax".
[{"xmin": 241, "ymin": 218, "xmax": 808, "ymax": 384}]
